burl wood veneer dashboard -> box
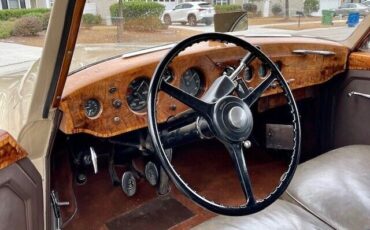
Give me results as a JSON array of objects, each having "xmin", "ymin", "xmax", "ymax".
[{"xmin": 59, "ymin": 36, "xmax": 349, "ymax": 138}]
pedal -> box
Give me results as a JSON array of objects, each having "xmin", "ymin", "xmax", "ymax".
[
  {"xmin": 158, "ymin": 149, "xmax": 173, "ymax": 195},
  {"xmin": 89, "ymin": 147, "xmax": 98, "ymax": 174},
  {"xmin": 121, "ymin": 171, "xmax": 137, "ymax": 197},
  {"xmin": 145, "ymin": 161, "xmax": 159, "ymax": 186}
]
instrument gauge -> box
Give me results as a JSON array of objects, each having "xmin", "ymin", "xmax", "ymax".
[
  {"xmin": 180, "ymin": 68, "xmax": 203, "ymax": 97},
  {"xmin": 84, "ymin": 99, "xmax": 101, "ymax": 118},
  {"xmin": 244, "ymin": 67, "xmax": 253, "ymax": 81},
  {"xmin": 163, "ymin": 68, "xmax": 174, "ymax": 83},
  {"xmin": 258, "ymin": 63, "xmax": 269, "ymax": 78},
  {"xmin": 126, "ymin": 77, "xmax": 150, "ymax": 112}
]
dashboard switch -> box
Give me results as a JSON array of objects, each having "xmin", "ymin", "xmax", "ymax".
[
  {"xmin": 169, "ymin": 104, "xmax": 177, "ymax": 111},
  {"xmin": 109, "ymin": 87, "xmax": 117, "ymax": 94},
  {"xmin": 112, "ymin": 99, "xmax": 122, "ymax": 108},
  {"xmin": 113, "ymin": 116, "xmax": 121, "ymax": 123}
]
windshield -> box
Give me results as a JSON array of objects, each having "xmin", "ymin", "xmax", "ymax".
[{"xmin": 69, "ymin": 1, "xmax": 368, "ymax": 72}]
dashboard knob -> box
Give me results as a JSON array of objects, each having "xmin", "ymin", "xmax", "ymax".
[
  {"xmin": 113, "ymin": 116, "xmax": 121, "ymax": 123},
  {"xmin": 112, "ymin": 99, "xmax": 122, "ymax": 108},
  {"xmin": 109, "ymin": 86, "xmax": 117, "ymax": 94}
]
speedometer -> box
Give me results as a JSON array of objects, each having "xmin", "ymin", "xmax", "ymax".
[
  {"xmin": 126, "ymin": 77, "xmax": 150, "ymax": 112},
  {"xmin": 180, "ymin": 68, "xmax": 203, "ymax": 97}
]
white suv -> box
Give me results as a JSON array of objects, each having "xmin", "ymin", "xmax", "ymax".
[{"xmin": 162, "ymin": 2, "xmax": 215, "ymax": 26}]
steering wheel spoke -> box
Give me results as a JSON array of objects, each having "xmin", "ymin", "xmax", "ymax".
[
  {"xmin": 160, "ymin": 80, "xmax": 213, "ymax": 118},
  {"xmin": 244, "ymin": 72, "xmax": 277, "ymax": 107},
  {"xmin": 225, "ymin": 142, "xmax": 256, "ymax": 206}
]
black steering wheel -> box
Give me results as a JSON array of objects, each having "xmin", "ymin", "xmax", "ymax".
[{"xmin": 147, "ymin": 33, "xmax": 301, "ymax": 216}]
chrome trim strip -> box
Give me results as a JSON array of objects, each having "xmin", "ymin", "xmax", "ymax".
[{"xmin": 121, "ymin": 44, "xmax": 175, "ymax": 59}]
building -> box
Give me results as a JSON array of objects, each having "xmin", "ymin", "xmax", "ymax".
[{"xmin": 0, "ymin": 0, "xmax": 53, "ymax": 9}]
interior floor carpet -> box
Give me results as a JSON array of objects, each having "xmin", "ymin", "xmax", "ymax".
[{"xmin": 105, "ymin": 196, "xmax": 194, "ymax": 230}]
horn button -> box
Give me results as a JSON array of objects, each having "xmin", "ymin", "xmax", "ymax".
[{"xmin": 212, "ymin": 96, "xmax": 253, "ymax": 142}]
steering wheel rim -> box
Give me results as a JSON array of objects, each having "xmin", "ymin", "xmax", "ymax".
[{"xmin": 148, "ymin": 33, "xmax": 301, "ymax": 216}]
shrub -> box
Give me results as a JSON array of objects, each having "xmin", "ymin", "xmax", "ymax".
[
  {"xmin": 110, "ymin": 2, "xmax": 165, "ymax": 20},
  {"xmin": 271, "ymin": 3, "xmax": 282, "ymax": 16},
  {"xmin": 0, "ymin": 8, "xmax": 50, "ymax": 21},
  {"xmin": 82, "ymin": 14, "xmax": 102, "ymax": 26},
  {"xmin": 42, "ymin": 12, "xmax": 50, "ymax": 30},
  {"xmin": 214, "ymin": 4, "xmax": 242, "ymax": 14},
  {"xmin": 124, "ymin": 16, "xmax": 167, "ymax": 32},
  {"xmin": 13, "ymin": 16, "xmax": 42, "ymax": 36},
  {"xmin": 304, "ymin": 0, "xmax": 319, "ymax": 16},
  {"xmin": 110, "ymin": 2, "xmax": 165, "ymax": 31},
  {"xmin": 242, "ymin": 3, "xmax": 257, "ymax": 14},
  {"xmin": 0, "ymin": 21, "xmax": 14, "ymax": 38}
]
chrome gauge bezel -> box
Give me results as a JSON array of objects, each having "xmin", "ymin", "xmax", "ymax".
[{"xmin": 84, "ymin": 98, "xmax": 102, "ymax": 119}]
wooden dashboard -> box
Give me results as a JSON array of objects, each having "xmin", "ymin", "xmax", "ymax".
[{"xmin": 59, "ymin": 36, "xmax": 349, "ymax": 138}]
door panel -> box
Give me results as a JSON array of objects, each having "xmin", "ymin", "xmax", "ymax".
[
  {"xmin": 333, "ymin": 52, "xmax": 370, "ymax": 147},
  {"xmin": 0, "ymin": 130, "xmax": 43, "ymax": 230}
]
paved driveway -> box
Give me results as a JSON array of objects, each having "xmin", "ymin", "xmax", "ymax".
[
  {"xmin": 0, "ymin": 42, "xmax": 42, "ymax": 77},
  {"xmin": 170, "ymin": 20, "xmax": 357, "ymax": 41}
]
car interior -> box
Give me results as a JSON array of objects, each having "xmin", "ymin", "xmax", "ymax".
[
  {"xmin": 0, "ymin": 1, "xmax": 369, "ymax": 230},
  {"xmin": 46, "ymin": 22, "xmax": 370, "ymax": 230}
]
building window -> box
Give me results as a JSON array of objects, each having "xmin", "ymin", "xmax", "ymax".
[{"xmin": 7, "ymin": 0, "xmax": 20, "ymax": 8}]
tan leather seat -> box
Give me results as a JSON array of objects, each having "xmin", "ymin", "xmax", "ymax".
[
  {"xmin": 192, "ymin": 200, "xmax": 331, "ymax": 230},
  {"xmin": 193, "ymin": 145, "xmax": 370, "ymax": 229},
  {"xmin": 286, "ymin": 145, "xmax": 370, "ymax": 230}
]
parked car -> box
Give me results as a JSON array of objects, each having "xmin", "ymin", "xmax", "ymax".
[
  {"xmin": 334, "ymin": 3, "xmax": 369, "ymax": 16},
  {"xmin": 363, "ymin": 0, "xmax": 370, "ymax": 7},
  {"xmin": 1, "ymin": 0, "xmax": 370, "ymax": 230},
  {"xmin": 162, "ymin": 2, "xmax": 215, "ymax": 26}
]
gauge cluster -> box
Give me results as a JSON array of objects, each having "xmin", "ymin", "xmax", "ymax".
[
  {"xmin": 126, "ymin": 77, "xmax": 150, "ymax": 112},
  {"xmin": 179, "ymin": 68, "xmax": 204, "ymax": 97}
]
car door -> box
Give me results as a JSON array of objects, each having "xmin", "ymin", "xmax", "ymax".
[
  {"xmin": 0, "ymin": 0, "xmax": 85, "ymax": 229},
  {"xmin": 180, "ymin": 3, "xmax": 193, "ymax": 21},
  {"xmin": 332, "ymin": 36, "xmax": 370, "ymax": 147},
  {"xmin": 170, "ymin": 4, "xmax": 184, "ymax": 21},
  {"xmin": 0, "ymin": 130, "xmax": 43, "ymax": 230}
]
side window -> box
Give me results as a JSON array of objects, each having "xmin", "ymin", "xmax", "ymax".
[
  {"xmin": 174, "ymin": 4, "xmax": 183, "ymax": 10},
  {"xmin": 182, "ymin": 4, "xmax": 193, "ymax": 9}
]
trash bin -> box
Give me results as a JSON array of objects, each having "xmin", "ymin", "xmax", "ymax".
[
  {"xmin": 322, "ymin": 10, "xmax": 334, "ymax": 25},
  {"xmin": 347, "ymin": 12, "xmax": 360, "ymax": 27}
]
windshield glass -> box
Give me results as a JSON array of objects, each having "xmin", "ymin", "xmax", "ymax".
[{"xmin": 68, "ymin": 0, "xmax": 368, "ymax": 72}]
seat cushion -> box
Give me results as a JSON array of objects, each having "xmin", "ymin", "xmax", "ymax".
[
  {"xmin": 286, "ymin": 145, "xmax": 370, "ymax": 230},
  {"xmin": 192, "ymin": 200, "xmax": 331, "ymax": 230}
]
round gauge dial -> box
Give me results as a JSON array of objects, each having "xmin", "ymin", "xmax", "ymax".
[
  {"xmin": 258, "ymin": 63, "xmax": 269, "ymax": 78},
  {"xmin": 180, "ymin": 68, "xmax": 203, "ymax": 97},
  {"xmin": 126, "ymin": 77, "xmax": 150, "ymax": 112},
  {"xmin": 244, "ymin": 67, "xmax": 253, "ymax": 81},
  {"xmin": 84, "ymin": 99, "xmax": 101, "ymax": 118},
  {"xmin": 163, "ymin": 68, "xmax": 174, "ymax": 83}
]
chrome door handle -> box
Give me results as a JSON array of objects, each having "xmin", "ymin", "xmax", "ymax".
[{"xmin": 348, "ymin": 91, "xmax": 370, "ymax": 99}]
